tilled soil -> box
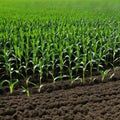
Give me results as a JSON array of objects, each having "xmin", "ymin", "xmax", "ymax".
[{"xmin": 0, "ymin": 68, "xmax": 120, "ymax": 120}]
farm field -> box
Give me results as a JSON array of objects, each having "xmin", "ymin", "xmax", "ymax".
[{"xmin": 0, "ymin": 0, "xmax": 120, "ymax": 119}]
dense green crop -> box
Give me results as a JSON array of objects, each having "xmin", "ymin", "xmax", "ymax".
[{"xmin": 0, "ymin": 0, "xmax": 120, "ymax": 95}]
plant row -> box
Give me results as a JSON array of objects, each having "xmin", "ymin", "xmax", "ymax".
[{"xmin": 0, "ymin": 18, "xmax": 120, "ymax": 95}]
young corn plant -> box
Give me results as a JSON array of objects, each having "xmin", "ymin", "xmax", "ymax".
[
  {"xmin": 67, "ymin": 45, "xmax": 74, "ymax": 84},
  {"xmin": 2, "ymin": 46, "xmax": 19, "ymax": 94},
  {"xmin": 58, "ymin": 44, "xmax": 64, "ymax": 81},
  {"xmin": 80, "ymin": 54, "xmax": 87, "ymax": 83},
  {"xmin": 38, "ymin": 60, "xmax": 44, "ymax": 92},
  {"xmin": 31, "ymin": 37, "xmax": 39, "ymax": 75},
  {"xmin": 49, "ymin": 52, "xmax": 56, "ymax": 84},
  {"xmin": 74, "ymin": 44, "xmax": 81, "ymax": 76},
  {"xmin": 79, "ymin": 35, "xmax": 89, "ymax": 83},
  {"xmin": 45, "ymin": 45, "xmax": 51, "ymax": 79},
  {"xmin": 22, "ymin": 76, "xmax": 31, "ymax": 97},
  {"xmin": 87, "ymin": 49, "xmax": 96, "ymax": 80},
  {"xmin": 24, "ymin": 33, "xmax": 30, "ymax": 78},
  {"xmin": 96, "ymin": 46, "xmax": 104, "ymax": 73},
  {"xmin": 100, "ymin": 69, "xmax": 110, "ymax": 81},
  {"xmin": 4, "ymin": 79, "xmax": 19, "ymax": 94},
  {"xmin": 4, "ymin": 64, "xmax": 19, "ymax": 94}
]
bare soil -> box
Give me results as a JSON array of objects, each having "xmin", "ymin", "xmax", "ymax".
[{"xmin": 0, "ymin": 68, "xmax": 120, "ymax": 120}]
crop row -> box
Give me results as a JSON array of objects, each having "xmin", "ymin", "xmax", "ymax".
[{"xmin": 0, "ymin": 18, "xmax": 120, "ymax": 95}]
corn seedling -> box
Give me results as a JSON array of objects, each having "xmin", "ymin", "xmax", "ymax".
[
  {"xmin": 22, "ymin": 77, "xmax": 31, "ymax": 96},
  {"xmin": 4, "ymin": 79, "xmax": 19, "ymax": 94},
  {"xmin": 100, "ymin": 69, "xmax": 110, "ymax": 81}
]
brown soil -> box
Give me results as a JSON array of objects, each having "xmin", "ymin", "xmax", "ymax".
[{"xmin": 0, "ymin": 67, "xmax": 120, "ymax": 120}]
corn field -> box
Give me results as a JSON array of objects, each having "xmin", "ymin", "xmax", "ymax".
[{"xmin": 0, "ymin": 0, "xmax": 120, "ymax": 95}]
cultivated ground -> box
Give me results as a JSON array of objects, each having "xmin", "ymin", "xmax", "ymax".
[
  {"xmin": 0, "ymin": 0, "xmax": 120, "ymax": 120},
  {"xmin": 0, "ymin": 68, "xmax": 120, "ymax": 120}
]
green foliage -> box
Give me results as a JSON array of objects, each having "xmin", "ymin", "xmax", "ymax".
[{"xmin": 0, "ymin": 0, "xmax": 120, "ymax": 94}]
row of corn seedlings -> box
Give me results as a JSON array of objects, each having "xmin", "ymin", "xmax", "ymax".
[{"xmin": 0, "ymin": 18, "xmax": 120, "ymax": 96}]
